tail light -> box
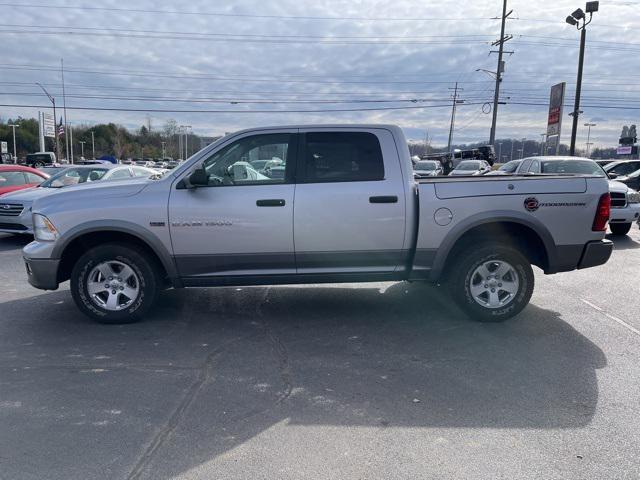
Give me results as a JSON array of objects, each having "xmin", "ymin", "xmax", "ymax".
[{"xmin": 592, "ymin": 192, "xmax": 611, "ymax": 232}]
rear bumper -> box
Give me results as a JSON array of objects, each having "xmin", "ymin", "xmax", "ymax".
[
  {"xmin": 578, "ymin": 239, "xmax": 613, "ymax": 270},
  {"xmin": 24, "ymin": 257, "xmax": 60, "ymax": 290}
]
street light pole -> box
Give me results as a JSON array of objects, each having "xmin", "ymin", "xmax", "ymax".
[
  {"xmin": 79, "ymin": 141, "xmax": 85, "ymax": 159},
  {"xmin": 520, "ymin": 138, "xmax": 526, "ymax": 159},
  {"xmin": 8, "ymin": 124, "xmax": 19, "ymax": 163},
  {"xmin": 36, "ymin": 83, "xmax": 59, "ymax": 160},
  {"xmin": 498, "ymin": 142, "xmax": 503, "ymax": 163},
  {"xmin": 161, "ymin": 142, "xmax": 166, "ymax": 159},
  {"xmin": 566, "ymin": 2, "xmax": 598, "ymax": 156},
  {"xmin": 510, "ymin": 140, "xmax": 514, "ymax": 161},
  {"xmin": 584, "ymin": 122, "xmax": 596, "ymax": 157},
  {"xmin": 540, "ymin": 133, "xmax": 547, "ymax": 155},
  {"xmin": 91, "ymin": 131, "xmax": 95, "ymax": 159}
]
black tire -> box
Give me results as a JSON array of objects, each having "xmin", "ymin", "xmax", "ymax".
[
  {"xmin": 609, "ymin": 223, "xmax": 632, "ymax": 236},
  {"xmin": 34, "ymin": 161, "xmax": 45, "ymax": 168},
  {"xmin": 70, "ymin": 243, "xmax": 160, "ymax": 324},
  {"xmin": 448, "ymin": 244, "xmax": 534, "ymax": 323}
]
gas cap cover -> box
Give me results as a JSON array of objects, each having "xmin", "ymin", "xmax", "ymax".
[{"xmin": 434, "ymin": 207, "xmax": 453, "ymax": 226}]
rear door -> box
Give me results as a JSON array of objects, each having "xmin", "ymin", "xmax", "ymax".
[{"xmin": 293, "ymin": 128, "xmax": 406, "ymax": 273}]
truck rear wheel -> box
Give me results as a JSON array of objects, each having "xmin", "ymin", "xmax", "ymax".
[
  {"xmin": 609, "ymin": 223, "xmax": 631, "ymax": 236},
  {"xmin": 70, "ymin": 243, "xmax": 160, "ymax": 324},
  {"xmin": 448, "ymin": 244, "xmax": 534, "ymax": 322}
]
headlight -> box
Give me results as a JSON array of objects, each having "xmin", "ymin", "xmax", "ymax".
[
  {"xmin": 33, "ymin": 214, "xmax": 59, "ymax": 241},
  {"xmin": 628, "ymin": 191, "xmax": 640, "ymax": 204}
]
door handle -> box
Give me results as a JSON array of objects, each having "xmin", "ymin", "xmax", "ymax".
[
  {"xmin": 369, "ymin": 196, "xmax": 398, "ymax": 204},
  {"xmin": 256, "ymin": 199, "xmax": 286, "ymax": 207}
]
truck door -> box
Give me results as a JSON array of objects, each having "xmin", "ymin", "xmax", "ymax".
[
  {"xmin": 294, "ymin": 128, "xmax": 407, "ymax": 273},
  {"xmin": 169, "ymin": 130, "xmax": 297, "ymax": 278}
]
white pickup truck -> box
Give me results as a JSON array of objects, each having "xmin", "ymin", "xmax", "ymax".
[{"xmin": 22, "ymin": 125, "xmax": 613, "ymax": 324}]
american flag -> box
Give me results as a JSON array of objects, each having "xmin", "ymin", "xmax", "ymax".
[{"xmin": 58, "ymin": 117, "xmax": 64, "ymax": 136}]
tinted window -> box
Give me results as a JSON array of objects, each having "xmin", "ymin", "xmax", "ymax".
[
  {"xmin": 457, "ymin": 161, "xmax": 481, "ymax": 171},
  {"xmin": 201, "ymin": 133, "xmax": 292, "ymax": 186},
  {"xmin": 528, "ymin": 160, "xmax": 540, "ymax": 173},
  {"xmin": 303, "ymin": 132, "xmax": 384, "ymax": 183},
  {"xmin": 499, "ymin": 160, "xmax": 520, "ymax": 173},
  {"xmin": 540, "ymin": 160, "xmax": 604, "ymax": 176},
  {"xmin": 415, "ymin": 161, "xmax": 438, "ymax": 170},
  {"xmin": 608, "ymin": 162, "xmax": 640, "ymax": 176},
  {"xmin": 0, "ymin": 171, "xmax": 27, "ymax": 187}
]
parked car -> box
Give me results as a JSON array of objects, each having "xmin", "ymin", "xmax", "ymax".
[
  {"xmin": 23, "ymin": 125, "xmax": 612, "ymax": 324},
  {"xmin": 515, "ymin": 156, "xmax": 640, "ymax": 236},
  {"xmin": 1, "ymin": 152, "xmax": 14, "ymax": 164},
  {"xmin": 602, "ymin": 160, "xmax": 640, "ymax": 179},
  {"xmin": 449, "ymin": 160, "xmax": 492, "ymax": 176},
  {"xmin": 0, "ymin": 165, "xmax": 159, "ymax": 235},
  {"xmin": 486, "ymin": 159, "xmax": 522, "ymax": 176},
  {"xmin": 613, "ymin": 169, "xmax": 640, "ymax": 193},
  {"xmin": 24, "ymin": 152, "xmax": 56, "ymax": 168},
  {"xmin": 413, "ymin": 160, "xmax": 443, "ymax": 178},
  {"xmin": 595, "ymin": 159, "xmax": 616, "ymax": 168},
  {"xmin": 0, "ymin": 165, "xmax": 48, "ymax": 197}
]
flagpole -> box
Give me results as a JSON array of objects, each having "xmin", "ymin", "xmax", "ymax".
[{"xmin": 61, "ymin": 58, "xmax": 70, "ymax": 163}]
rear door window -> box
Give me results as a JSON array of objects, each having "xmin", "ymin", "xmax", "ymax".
[
  {"xmin": 0, "ymin": 171, "xmax": 27, "ymax": 186},
  {"xmin": 302, "ymin": 132, "xmax": 384, "ymax": 183}
]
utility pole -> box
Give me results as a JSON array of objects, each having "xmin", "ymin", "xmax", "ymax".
[
  {"xmin": 566, "ymin": 2, "xmax": 598, "ymax": 156},
  {"xmin": 69, "ymin": 123, "xmax": 74, "ymax": 163},
  {"xmin": 91, "ymin": 131, "xmax": 95, "ymax": 159},
  {"xmin": 489, "ymin": 0, "xmax": 513, "ymax": 147},
  {"xmin": 447, "ymin": 83, "xmax": 463, "ymax": 154},
  {"xmin": 584, "ymin": 122, "xmax": 596, "ymax": 157},
  {"xmin": 8, "ymin": 123, "xmax": 19, "ymax": 163}
]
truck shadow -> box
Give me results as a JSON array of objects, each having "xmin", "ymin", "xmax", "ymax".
[
  {"xmin": 606, "ymin": 233, "xmax": 640, "ymax": 250},
  {"xmin": 0, "ymin": 282, "xmax": 606, "ymax": 479},
  {"xmin": 0, "ymin": 233, "xmax": 31, "ymax": 252}
]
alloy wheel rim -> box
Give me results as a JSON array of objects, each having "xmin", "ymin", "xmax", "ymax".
[
  {"xmin": 469, "ymin": 260, "xmax": 519, "ymax": 309},
  {"xmin": 87, "ymin": 260, "xmax": 140, "ymax": 311}
]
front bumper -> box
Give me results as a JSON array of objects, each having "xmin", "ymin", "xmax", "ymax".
[
  {"xmin": 578, "ymin": 240, "xmax": 613, "ymax": 270},
  {"xmin": 0, "ymin": 207, "xmax": 33, "ymax": 235},
  {"xmin": 24, "ymin": 257, "xmax": 60, "ymax": 290},
  {"xmin": 610, "ymin": 203, "xmax": 640, "ymax": 224}
]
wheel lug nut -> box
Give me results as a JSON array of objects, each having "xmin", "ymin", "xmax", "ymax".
[
  {"xmin": 104, "ymin": 284, "xmax": 109, "ymax": 288},
  {"xmin": 484, "ymin": 284, "xmax": 488, "ymax": 288},
  {"xmin": 112, "ymin": 290, "xmax": 116, "ymax": 294},
  {"xmin": 117, "ymin": 278, "xmax": 122, "ymax": 282},
  {"xmin": 498, "ymin": 283, "xmax": 502, "ymax": 287},
  {"xmin": 108, "ymin": 276, "xmax": 113, "ymax": 280},
  {"xmin": 491, "ymin": 288, "xmax": 495, "ymax": 293},
  {"xmin": 120, "ymin": 286, "xmax": 124, "ymax": 291}
]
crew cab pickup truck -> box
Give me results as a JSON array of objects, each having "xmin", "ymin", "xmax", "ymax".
[{"xmin": 22, "ymin": 125, "xmax": 613, "ymax": 324}]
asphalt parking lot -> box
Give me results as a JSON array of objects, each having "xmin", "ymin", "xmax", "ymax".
[{"xmin": 1, "ymin": 230, "xmax": 640, "ymax": 480}]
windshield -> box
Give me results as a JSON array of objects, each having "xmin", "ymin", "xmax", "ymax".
[
  {"xmin": 415, "ymin": 161, "xmax": 437, "ymax": 170},
  {"xmin": 540, "ymin": 160, "xmax": 605, "ymax": 176},
  {"xmin": 40, "ymin": 168, "xmax": 108, "ymax": 188},
  {"xmin": 457, "ymin": 161, "xmax": 481, "ymax": 171}
]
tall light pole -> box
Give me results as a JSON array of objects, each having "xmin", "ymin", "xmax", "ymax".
[
  {"xmin": 498, "ymin": 142, "xmax": 503, "ymax": 163},
  {"xmin": 180, "ymin": 125, "xmax": 192, "ymax": 159},
  {"xmin": 161, "ymin": 141, "xmax": 166, "ymax": 159},
  {"xmin": 36, "ymin": 82, "xmax": 59, "ymax": 159},
  {"xmin": 566, "ymin": 2, "xmax": 599, "ymax": 156},
  {"xmin": 520, "ymin": 138, "xmax": 526, "ymax": 159},
  {"xmin": 8, "ymin": 123, "xmax": 19, "ymax": 163},
  {"xmin": 584, "ymin": 122, "xmax": 596, "ymax": 157},
  {"xmin": 510, "ymin": 140, "xmax": 514, "ymax": 161},
  {"xmin": 79, "ymin": 141, "xmax": 86, "ymax": 159},
  {"xmin": 540, "ymin": 133, "xmax": 547, "ymax": 155},
  {"xmin": 91, "ymin": 131, "xmax": 95, "ymax": 159}
]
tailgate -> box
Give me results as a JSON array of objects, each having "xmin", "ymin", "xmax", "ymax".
[{"xmin": 434, "ymin": 177, "xmax": 587, "ymax": 200}]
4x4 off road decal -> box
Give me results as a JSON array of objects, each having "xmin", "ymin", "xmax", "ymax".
[{"xmin": 524, "ymin": 197, "xmax": 586, "ymax": 212}]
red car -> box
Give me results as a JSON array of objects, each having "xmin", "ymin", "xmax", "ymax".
[{"xmin": 0, "ymin": 165, "xmax": 49, "ymax": 196}]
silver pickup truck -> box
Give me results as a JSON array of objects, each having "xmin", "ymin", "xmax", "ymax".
[{"xmin": 22, "ymin": 125, "xmax": 613, "ymax": 324}]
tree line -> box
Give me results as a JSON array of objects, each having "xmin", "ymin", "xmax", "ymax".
[{"xmin": 0, "ymin": 117, "xmax": 215, "ymax": 160}]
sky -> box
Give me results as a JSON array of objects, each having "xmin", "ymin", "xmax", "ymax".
[{"xmin": 0, "ymin": 0, "xmax": 639, "ymax": 150}]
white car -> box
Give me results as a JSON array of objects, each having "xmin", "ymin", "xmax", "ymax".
[
  {"xmin": 608, "ymin": 181, "xmax": 640, "ymax": 236},
  {"xmin": 449, "ymin": 160, "xmax": 492, "ymax": 176},
  {"xmin": 0, "ymin": 165, "xmax": 161, "ymax": 235}
]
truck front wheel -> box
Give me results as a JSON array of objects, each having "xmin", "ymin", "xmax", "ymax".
[
  {"xmin": 448, "ymin": 245, "xmax": 534, "ymax": 322},
  {"xmin": 70, "ymin": 243, "xmax": 160, "ymax": 324}
]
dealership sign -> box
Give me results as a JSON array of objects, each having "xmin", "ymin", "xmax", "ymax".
[
  {"xmin": 43, "ymin": 113, "xmax": 55, "ymax": 138},
  {"xmin": 546, "ymin": 82, "xmax": 566, "ymax": 155},
  {"xmin": 617, "ymin": 146, "xmax": 633, "ymax": 155}
]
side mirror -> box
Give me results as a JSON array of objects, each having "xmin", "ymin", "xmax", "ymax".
[
  {"xmin": 608, "ymin": 172, "xmax": 618, "ymax": 179},
  {"xmin": 178, "ymin": 167, "xmax": 208, "ymax": 189}
]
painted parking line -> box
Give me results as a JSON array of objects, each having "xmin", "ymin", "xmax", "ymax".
[{"xmin": 581, "ymin": 298, "xmax": 640, "ymax": 337}]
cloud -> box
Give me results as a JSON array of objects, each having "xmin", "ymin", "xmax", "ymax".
[{"xmin": 0, "ymin": 0, "xmax": 637, "ymax": 149}]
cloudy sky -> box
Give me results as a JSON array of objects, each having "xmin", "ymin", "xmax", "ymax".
[{"xmin": 1, "ymin": 0, "xmax": 638, "ymax": 149}]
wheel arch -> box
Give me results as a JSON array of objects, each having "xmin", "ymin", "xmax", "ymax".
[
  {"xmin": 429, "ymin": 211, "xmax": 557, "ymax": 282},
  {"xmin": 54, "ymin": 221, "xmax": 180, "ymax": 286}
]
